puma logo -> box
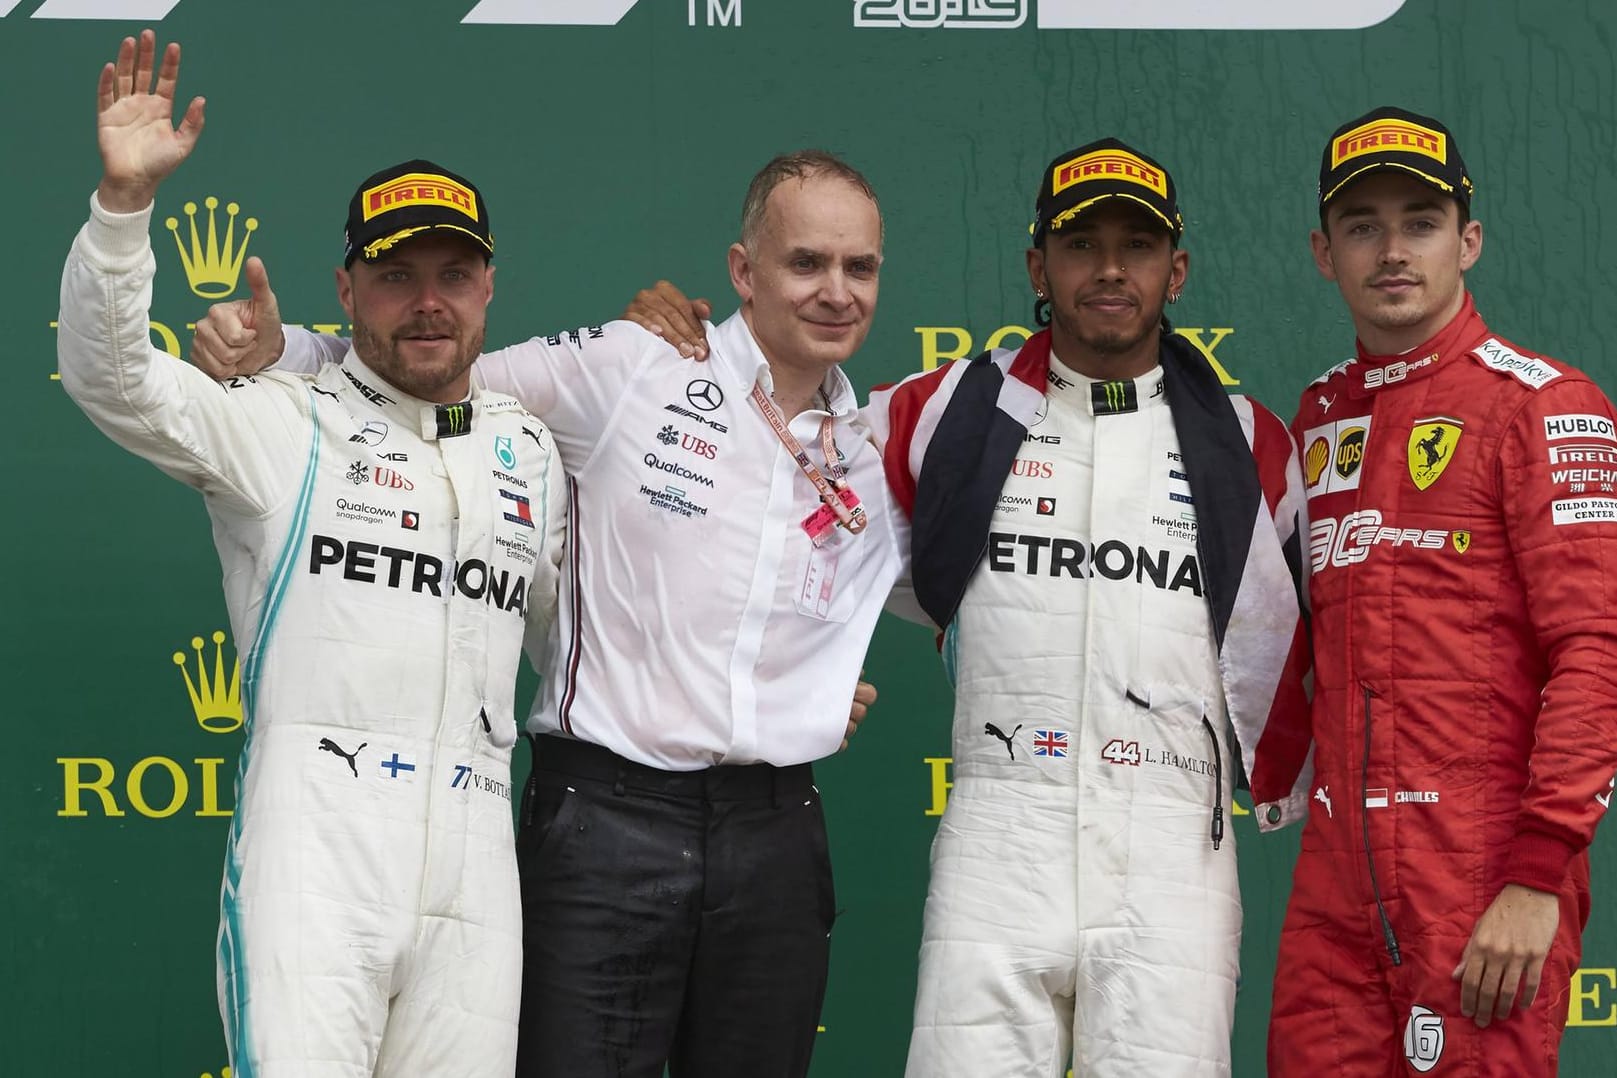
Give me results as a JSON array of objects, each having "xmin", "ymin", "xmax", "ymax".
[
  {"xmin": 983, "ymin": 722, "xmax": 1021, "ymax": 760},
  {"xmin": 318, "ymin": 737, "xmax": 367, "ymax": 778}
]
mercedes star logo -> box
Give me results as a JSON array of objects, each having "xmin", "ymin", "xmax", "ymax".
[{"xmin": 686, "ymin": 379, "xmax": 724, "ymax": 412}]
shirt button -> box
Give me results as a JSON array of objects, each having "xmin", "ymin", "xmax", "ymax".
[{"xmin": 1265, "ymin": 804, "xmax": 1282, "ymax": 825}]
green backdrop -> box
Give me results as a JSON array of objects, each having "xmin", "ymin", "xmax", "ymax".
[{"xmin": 3, "ymin": 1, "xmax": 1615, "ymax": 1074}]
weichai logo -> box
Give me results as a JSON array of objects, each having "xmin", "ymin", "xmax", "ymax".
[
  {"xmin": 1332, "ymin": 118, "xmax": 1446, "ymax": 167},
  {"xmin": 58, "ymin": 631, "xmax": 241, "ymax": 819},
  {"xmin": 1052, "ymin": 149, "xmax": 1166, "ymax": 196},
  {"xmin": 362, "ymin": 173, "xmax": 477, "ymax": 222}
]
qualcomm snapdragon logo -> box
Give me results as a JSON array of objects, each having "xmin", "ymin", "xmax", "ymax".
[{"xmin": 852, "ymin": 0, "xmax": 1407, "ymax": 29}]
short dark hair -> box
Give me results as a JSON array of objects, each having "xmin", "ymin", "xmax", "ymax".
[{"xmin": 740, "ymin": 150, "xmax": 881, "ymax": 250}]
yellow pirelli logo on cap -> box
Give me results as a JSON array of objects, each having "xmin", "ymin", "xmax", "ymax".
[
  {"xmin": 362, "ymin": 173, "xmax": 478, "ymax": 222},
  {"xmin": 1332, "ymin": 119, "xmax": 1446, "ymax": 168},
  {"xmin": 1052, "ymin": 149, "xmax": 1167, "ymax": 197}
]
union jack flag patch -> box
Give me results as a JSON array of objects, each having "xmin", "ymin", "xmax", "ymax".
[{"xmin": 1033, "ymin": 729, "xmax": 1069, "ymax": 757}]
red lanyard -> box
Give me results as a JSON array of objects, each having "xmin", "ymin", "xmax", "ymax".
[{"xmin": 751, "ymin": 383, "xmax": 866, "ymax": 534}]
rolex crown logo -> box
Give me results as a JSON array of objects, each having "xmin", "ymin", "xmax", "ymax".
[
  {"xmin": 173, "ymin": 630, "xmax": 243, "ymax": 734},
  {"xmin": 165, "ymin": 197, "xmax": 259, "ymax": 299}
]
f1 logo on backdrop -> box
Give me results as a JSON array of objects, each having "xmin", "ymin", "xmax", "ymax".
[
  {"xmin": 463, "ymin": 0, "xmax": 739, "ymax": 25},
  {"xmin": 14, "ymin": 0, "xmax": 743, "ymax": 24},
  {"xmin": 853, "ymin": 0, "xmax": 1407, "ymax": 29},
  {"xmin": 16, "ymin": 0, "xmax": 1402, "ymax": 28}
]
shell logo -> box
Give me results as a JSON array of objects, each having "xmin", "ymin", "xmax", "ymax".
[{"xmin": 1305, "ymin": 437, "xmax": 1331, "ymax": 487}]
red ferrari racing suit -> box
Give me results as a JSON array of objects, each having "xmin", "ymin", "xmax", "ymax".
[{"xmin": 1270, "ymin": 295, "xmax": 1617, "ymax": 1076}]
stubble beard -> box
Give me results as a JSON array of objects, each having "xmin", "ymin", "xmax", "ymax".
[
  {"xmin": 1054, "ymin": 296, "xmax": 1166, "ymax": 358},
  {"xmin": 352, "ymin": 316, "xmax": 485, "ymax": 401}
]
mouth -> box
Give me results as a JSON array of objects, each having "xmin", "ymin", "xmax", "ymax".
[
  {"xmin": 1079, "ymin": 293, "xmax": 1138, "ymax": 315},
  {"xmin": 804, "ymin": 318, "xmax": 859, "ymax": 336},
  {"xmin": 397, "ymin": 327, "xmax": 456, "ymax": 347},
  {"xmin": 1369, "ymin": 276, "xmax": 1421, "ymax": 295}
]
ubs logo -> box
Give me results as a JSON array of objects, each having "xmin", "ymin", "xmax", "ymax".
[{"xmin": 686, "ymin": 379, "xmax": 724, "ymax": 412}]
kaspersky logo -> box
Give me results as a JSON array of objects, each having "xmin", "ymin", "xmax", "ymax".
[{"xmin": 57, "ymin": 630, "xmax": 241, "ymax": 819}]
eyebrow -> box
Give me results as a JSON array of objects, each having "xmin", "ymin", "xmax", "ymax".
[
  {"xmin": 785, "ymin": 247, "xmax": 882, "ymax": 263},
  {"xmin": 1334, "ymin": 198, "xmax": 1448, "ymax": 220}
]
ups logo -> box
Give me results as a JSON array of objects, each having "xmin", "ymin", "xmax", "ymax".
[{"xmin": 1335, "ymin": 426, "xmax": 1367, "ymax": 479}]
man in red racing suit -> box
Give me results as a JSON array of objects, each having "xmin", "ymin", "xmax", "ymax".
[{"xmin": 1269, "ymin": 106, "xmax": 1617, "ymax": 1076}]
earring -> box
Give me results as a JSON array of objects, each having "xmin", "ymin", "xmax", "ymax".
[
  {"xmin": 1167, "ymin": 289, "xmax": 1182, "ymax": 305},
  {"xmin": 1035, "ymin": 287, "xmax": 1047, "ymax": 299}
]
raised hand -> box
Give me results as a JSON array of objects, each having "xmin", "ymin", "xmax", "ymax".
[
  {"xmin": 96, "ymin": 29, "xmax": 205, "ymax": 213},
  {"xmin": 191, "ymin": 257, "xmax": 286, "ymax": 379}
]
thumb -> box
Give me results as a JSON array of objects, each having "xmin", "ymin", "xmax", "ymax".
[{"xmin": 245, "ymin": 256, "xmax": 276, "ymax": 308}]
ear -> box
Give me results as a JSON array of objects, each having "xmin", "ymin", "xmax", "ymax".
[
  {"xmin": 484, "ymin": 262, "xmax": 496, "ymax": 308},
  {"xmin": 1458, "ymin": 219, "xmax": 1483, "ymax": 274},
  {"xmin": 1025, "ymin": 245, "xmax": 1046, "ymax": 295},
  {"xmin": 1168, "ymin": 247, "xmax": 1189, "ymax": 296},
  {"xmin": 1310, "ymin": 229, "xmax": 1337, "ymax": 282},
  {"xmin": 336, "ymin": 266, "xmax": 356, "ymax": 320},
  {"xmin": 728, "ymin": 242, "xmax": 754, "ymax": 304}
]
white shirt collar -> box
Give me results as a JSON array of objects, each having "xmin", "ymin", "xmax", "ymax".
[{"xmin": 705, "ymin": 310, "xmax": 859, "ymax": 419}]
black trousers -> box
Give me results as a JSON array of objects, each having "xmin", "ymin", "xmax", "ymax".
[{"xmin": 515, "ymin": 735, "xmax": 837, "ymax": 1078}]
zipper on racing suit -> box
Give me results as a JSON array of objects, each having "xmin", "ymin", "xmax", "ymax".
[
  {"xmin": 1360, "ymin": 683, "xmax": 1402, "ymax": 966},
  {"xmin": 1200, "ymin": 716, "xmax": 1225, "ymax": 851}
]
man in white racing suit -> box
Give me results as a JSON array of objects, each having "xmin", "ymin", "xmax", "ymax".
[
  {"xmin": 56, "ymin": 33, "xmax": 565, "ymax": 1077},
  {"xmin": 870, "ymin": 138, "xmax": 1313, "ymax": 1077}
]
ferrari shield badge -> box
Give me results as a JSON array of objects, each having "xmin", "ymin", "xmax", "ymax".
[{"xmin": 1408, "ymin": 417, "xmax": 1463, "ymax": 490}]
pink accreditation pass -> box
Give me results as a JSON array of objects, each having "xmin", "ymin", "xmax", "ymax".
[{"xmin": 802, "ymin": 487, "xmax": 863, "ymax": 546}]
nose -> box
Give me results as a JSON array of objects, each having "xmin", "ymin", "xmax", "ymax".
[
  {"xmin": 819, "ymin": 268, "xmax": 854, "ymax": 308},
  {"xmin": 411, "ymin": 278, "xmax": 447, "ymax": 313},
  {"xmin": 1377, "ymin": 232, "xmax": 1411, "ymax": 267},
  {"xmin": 1094, "ymin": 243, "xmax": 1128, "ymax": 282}
]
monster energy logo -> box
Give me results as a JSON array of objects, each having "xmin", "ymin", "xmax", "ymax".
[
  {"xmin": 1091, "ymin": 380, "xmax": 1138, "ymax": 416},
  {"xmin": 435, "ymin": 402, "xmax": 473, "ymax": 439}
]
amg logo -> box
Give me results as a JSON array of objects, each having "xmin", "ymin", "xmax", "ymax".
[
  {"xmin": 664, "ymin": 403, "xmax": 729, "ymax": 434},
  {"xmin": 986, "ymin": 532, "xmax": 1202, "ymax": 595}
]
